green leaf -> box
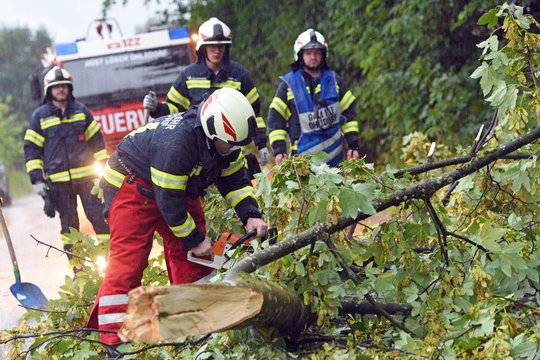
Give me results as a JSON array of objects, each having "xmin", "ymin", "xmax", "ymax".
[
  {"xmin": 307, "ymin": 198, "xmax": 328, "ymax": 226},
  {"xmin": 478, "ymin": 8, "xmax": 500, "ymax": 28}
]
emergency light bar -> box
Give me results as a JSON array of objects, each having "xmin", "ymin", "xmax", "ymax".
[{"xmin": 55, "ymin": 26, "xmax": 192, "ymax": 61}]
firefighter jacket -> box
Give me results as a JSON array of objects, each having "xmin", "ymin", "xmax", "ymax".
[
  {"xmin": 102, "ymin": 107, "xmax": 262, "ymax": 250},
  {"xmin": 24, "ymin": 98, "xmax": 109, "ymax": 185},
  {"xmin": 150, "ymin": 59, "xmax": 268, "ymax": 149},
  {"xmin": 267, "ymin": 68, "xmax": 359, "ymax": 167}
]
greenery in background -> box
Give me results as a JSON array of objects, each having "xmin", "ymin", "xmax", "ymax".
[
  {"xmin": 0, "ymin": 26, "xmax": 52, "ymax": 195},
  {"xmin": 1, "ymin": 4, "xmax": 539, "ymax": 358}
]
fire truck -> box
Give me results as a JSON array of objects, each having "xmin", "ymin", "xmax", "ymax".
[{"xmin": 35, "ymin": 20, "xmax": 195, "ymax": 154}]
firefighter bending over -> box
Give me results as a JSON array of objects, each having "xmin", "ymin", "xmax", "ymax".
[
  {"xmin": 23, "ymin": 66, "xmax": 110, "ymax": 256},
  {"xmin": 88, "ymin": 88, "xmax": 268, "ymax": 346}
]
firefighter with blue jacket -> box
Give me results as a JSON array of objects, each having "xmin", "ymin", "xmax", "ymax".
[
  {"xmin": 267, "ymin": 29, "xmax": 360, "ymax": 167},
  {"xmin": 23, "ymin": 66, "xmax": 110, "ymax": 255},
  {"xmin": 143, "ymin": 17, "xmax": 270, "ymax": 167},
  {"xmin": 88, "ymin": 88, "xmax": 268, "ymax": 345}
]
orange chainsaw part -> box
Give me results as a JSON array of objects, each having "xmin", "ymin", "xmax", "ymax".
[{"xmin": 213, "ymin": 232, "xmax": 244, "ymax": 256}]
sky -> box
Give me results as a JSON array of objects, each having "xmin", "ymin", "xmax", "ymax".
[{"xmin": 1, "ymin": 0, "xmax": 172, "ymax": 44}]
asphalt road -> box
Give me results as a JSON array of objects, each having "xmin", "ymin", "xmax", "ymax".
[{"xmin": 0, "ymin": 193, "xmax": 67, "ymax": 331}]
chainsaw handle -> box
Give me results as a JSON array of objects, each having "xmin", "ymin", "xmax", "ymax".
[
  {"xmin": 228, "ymin": 229, "xmax": 257, "ymax": 252},
  {"xmin": 187, "ymin": 250, "xmax": 215, "ymax": 267}
]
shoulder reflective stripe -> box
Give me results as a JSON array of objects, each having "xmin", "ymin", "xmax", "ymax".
[
  {"xmin": 340, "ymin": 121, "xmax": 359, "ymax": 134},
  {"xmin": 98, "ymin": 313, "xmax": 126, "ymax": 326},
  {"xmin": 167, "ymin": 86, "xmax": 190, "ymax": 110},
  {"xmin": 220, "ymin": 153, "xmax": 244, "ymax": 177},
  {"xmin": 150, "ymin": 167, "xmax": 188, "ymax": 190},
  {"xmin": 40, "ymin": 117, "xmax": 61, "ymax": 130},
  {"xmin": 24, "ymin": 129, "xmax": 45, "ymax": 147},
  {"xmin": 170, "ymin": 214, "xmax": 196, "ymax": 238},
  {"xmin": 85, "ymin": 120, "xmax": 101, "ymax": 140},
  {"xmin": 225, "ymin": 186, "xmax": 255, "ymax": 208},
  {"xmin": 63, "ymin": 112, "xmax": 86, "ymax": 123},
  {"xmin": 269, "ymin": 97, "xmax": 291, "ymax": 120},
  {"xmin": 245, "ymin": 87, "xmax": 260, "ymax": 104},
  {"xmin": 99, "ymin": 294, "xmax": 129, "ymax": 306},
  {"xmin": 256, "ymin": 117, "xmax": 266, "ymax": 129},
  {"xmin": 315, "ymin": 84, "xmax": 321, "ymax": 93},
  {"xmin": 127, "ymin": 121, "xmax": 159, "ymax": 136},
  {"xmin": 286, "ymin": 89, "xmax": 294, "ymax": 101},
  {"xmin": 189, "ymin": 165, "xmax": 202, "ymax": 177},
  {"xmin": 269, "ymin": 129, "xmax": 287, "ymax": 144},
  {"xmin": 166, "ymin": 102, "xmax": 180, "ymax": 114},
  {"xmin": 25, "ymin": 159, "xmax": 43, "ymax": 173},
  {"xmin": 93, "ymin": 149, "xmax": 109, "ymax": 162},
  {"xmin": 186, "ymin": 79, "xmax": 211, "ymax": 89},
  {"xmin": 96, "ymin": 233, "xmax": 110, "ymax": 242},
  {"xmin": 215, "ymin": 80, "xmax": 241, "ymax": 90},
  {"xmin": 103, "ymin": 163, "xmax": 125, "ymax": 188},
  {"xmin": 339, "ymin": 90, "xmax": 356, "ymax": 112}
]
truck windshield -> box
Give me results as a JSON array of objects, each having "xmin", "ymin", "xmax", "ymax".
[{"xmin": 62, "ymin": 44, "xmax": 192, "ymax": 109}]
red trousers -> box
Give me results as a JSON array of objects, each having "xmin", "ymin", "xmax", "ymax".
[{"xmin": 87, "ymin": 177, "xmax": 212, "ymax": 345}]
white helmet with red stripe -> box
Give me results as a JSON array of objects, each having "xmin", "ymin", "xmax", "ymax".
[
  {"xmin": 293, "ymin": 28, "xmax": 328, "ymax": 61},
  {"xmin": 196, "ymin": 17, "xmax": 233, "ymax": 51},
  {"xmin": 200, "ymin": 88, "xmax": 257, "ymax": 146},
  {"xmin": 43, "ymin": 66, "xmax": 73, "ymax": 93}
]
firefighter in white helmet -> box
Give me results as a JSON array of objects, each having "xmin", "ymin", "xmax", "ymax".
[
  {"xmin": 88, "ymin": 88, "xmax": 267, "ymax": 346},
  {"xmin": 143, "ymin": 17, "xmax": 270, "ymax": 168},
  {"xmin": 267, "ymin": 29, "xmax": 361, "ymax": 167},
  {"xmin": 23, "ymin": 66, "xmax": 110, "ymax": 260}
]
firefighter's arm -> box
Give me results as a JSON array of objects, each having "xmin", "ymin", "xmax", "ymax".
[
  {"xmin": 215, "ymin": 150, "xmax": 262, "ymax": 223},
  {"xmin": 240, "ymin": 71, "xmax": 267, "ymax": 150},
  {"xmin": 83, "ymin": 107, "xmax": 109, "ymax": 165},
  {"xmin": 268, "ymin": 81, "xmax": 290, "ymax": 162},
  {"xmin": 151, "ymin": 73, "xmax": 190, "ymax": 118},
  {"xmin": 336, "ymin": 74, "xmax": 360, "ymax": 159},
  {"xmin": 23, "ymin": 111, "xmax": 46, "ymax": 184}
]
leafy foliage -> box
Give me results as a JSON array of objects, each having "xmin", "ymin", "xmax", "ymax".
[{"xmin": 1, "ymin": 3, "xmax": 540, "ymax": 360}]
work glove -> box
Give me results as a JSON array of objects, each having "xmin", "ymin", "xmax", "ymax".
[
  {"xmin": 143, "ymin": 91, "xmax": 157, "ymax": 111},
  {"xmin": 43, "ymin": 196, "xmax": 55, "ymax": 218},
  {"xmin": 258, "ymin": 147, "xmax": 271, "ymax": 165},
  {"xmin": 33, "ymin": 181, "xmax": 47, "ymax": 198}
]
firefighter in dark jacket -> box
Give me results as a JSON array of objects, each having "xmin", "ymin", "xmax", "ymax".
[
  {"xmin": 23, "ymin": 66, "xmax": 110, "ymax": 254},
  {"xmin": 88, "ymin": 88, "xmax": 268, "ymax": 345},
  {"xmin": 143, "ymin": 17, "xmax": 271, "ymax": 167},
  {"xmin": 267, "ymin": 29, "xmax": 360, "ymax": 167}
]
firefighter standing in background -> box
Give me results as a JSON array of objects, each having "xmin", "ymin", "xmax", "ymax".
[
  {"xmin": 267, "ymin": 29, "xmax": 360, "ymax": 167},
  {"xmin": 23, "ymin": 66, "xmax": 110, "ymax": 256},
  {"xmin": 143, "ymin": 17, "xmax": 271, "ymax": 170},
  {"xmin": 87, "ymin": 88, "xmax": 267, "ymax": 345}
]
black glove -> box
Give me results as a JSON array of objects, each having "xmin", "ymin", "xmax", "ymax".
[
  {"xmin": 253, "ymin": 129, "xmax": 267, "ymax": 150},
  {"xmin": 43, "ymin": 195, "xmax": 56, "ymax": 218}
]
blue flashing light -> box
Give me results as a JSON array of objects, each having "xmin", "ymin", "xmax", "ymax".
[
  {"xmin": 169, "ymin": 27, "xmax": 189, "ymax": 40},
  {"xmin": 55, "ymin": 43, "xmax": 78, "ymax": 56}
]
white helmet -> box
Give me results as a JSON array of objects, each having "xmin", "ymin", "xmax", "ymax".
[
  {"xmin": 43, "ymin": 66, "xmax": 73, "ymax": 93},
  {"xmin": 196, "ymin": 17, "xmax": 232, "ymax": 51},
  {"xmin": 200, "ymin": 88, "xmax": 257, "ymax": 146},
  {"xmin": 293, "ymin": 28, "xmax": 328, "ymax": 61}
]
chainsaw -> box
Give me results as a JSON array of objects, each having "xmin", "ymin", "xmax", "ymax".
[{"xmin": 187, "ymin": 227, "xmax": 277, "ymax": 270}]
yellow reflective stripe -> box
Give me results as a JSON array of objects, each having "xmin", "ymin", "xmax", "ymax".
[
  {"xmin": 269, "ymin": 129, "xmax": 287, "ymax": 144},
  {"xmin": 286, "ymin": 89, "xmax": 294, "ymax": 101},
  {"xmin": 167, "ymin": 86, "xmax": 190, "ymax": 110},
  {"xmin": 170, "ymin": 215, "xmax": 196, "ymax": 238},
  {"xmin": 256, "ymin": 117, "xmax": 266, "ymax": 129},
  {"xmin": 61, "ymin": 233, "xmax": 70, "ymax": 243},
  {"xmin": 49, "ymin": 165, "xmax": 96, "ymax": 182},
  {"xmin": 186, "ymin": 79, "xmax": 211, "ymax": 89},
  {"xmin": 93, "ymin": 149, "xmax": 109, "ymax": 162},
  {"xmin": 221, "ymin": 153, "xmax": 244, "ymax": 177},
  {"xmin": 127, "ymin": 122, "xmax": 159, "ymax": 136},
  {"xmin": 26, "ymin": 159, "xmax": 43, "ymax": 173},
  {"xmin": 24, "ymin": 129, "xmax": 45, "ymax": 147},
  {"xmin": 166, "ymin": 102, "xmax": 180, "ymax": 114},
  {"xmin": 245, "ymin": 87, "xmax": 260, "ymax": 104},
  {"xmin": 103, "ymin": 163, "xmax": 124, "ymax": 188},
  {"xmin": 150, "ymin": 167, "xmax": 188, "ymax": 190},
  {"xmin": 340, "ymin": 90, "xmax": 356, "ymax": 112},
  {"xmin": 189, "ymin": 165, "xmax": 202, "ymax": 177},
  {"xmin": 85, "ymin": 120, "xmax": 101, "ymax": 140},
  {"xmin": 291, "ymin": 140, "xmax": 298, "ymax": 151},
  {"xmin": 96, "ymin": 233, "xmax": 110, "ymax": 242},
  {"xmin": 63, "ymin": 112, "xmax": 86, "ymax": 123},
  {"xmin": 215, "ymin": 80, "xmax": 241, "ymax": 90},
  {"xmin": 40, "ymin": 117, "xmax": 61, "ymax": 130},
  {"xmin": 314, "ymin": 84, "xmax": 321, "ymax": 93},
  {"xmin": 225, "ymin": 186, "xmax": 255, "ymax": 208},
  {"xmin": 269, "ymin": 97, "xmax": 291, "ymax": 120},
  {"xmin": 341, "ymin": 120, "xmax": 359, "ymax": 134}
]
